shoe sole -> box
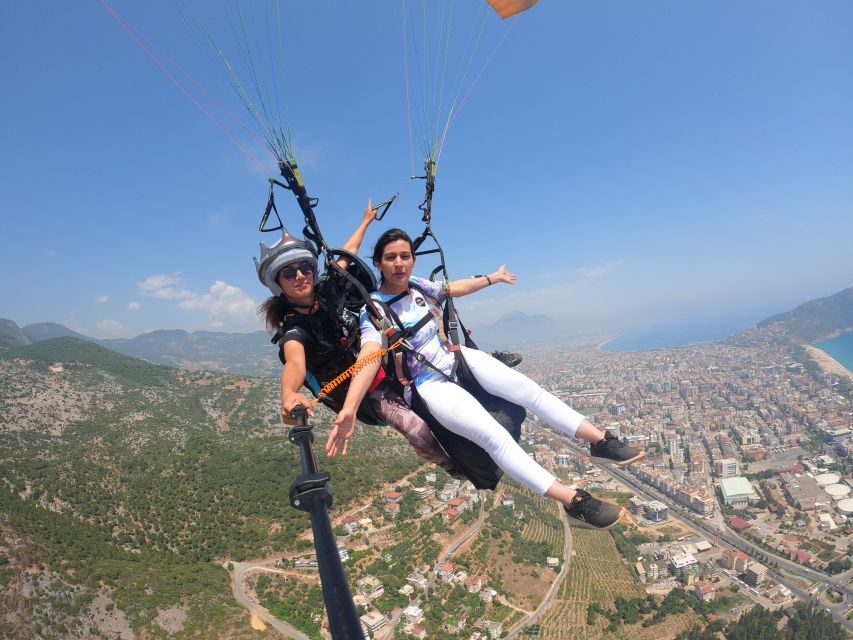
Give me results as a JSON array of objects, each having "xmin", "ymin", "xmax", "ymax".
[
  {"xmin": 589, "ymin": 450, "xmax": 647, "ymax": 467},
  {"xmin": 565, "ymin": 507, "xmax": 627, "ymax": 530}
]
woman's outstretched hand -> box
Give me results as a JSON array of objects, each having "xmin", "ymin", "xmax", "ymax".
[
  {"xmin": 363, "ymin": 199, "xmax": 378, "ymax": 223},
  {"xmin": 326, "ymin": 407, "xmax": 356, "ymax": 457},
  {"xmin": 494, "ymin": 264, "xmax": 517, "ymax": 285}
]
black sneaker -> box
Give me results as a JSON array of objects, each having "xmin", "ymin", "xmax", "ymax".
[
  {"xmin": 564, "ymin": 489, "xmax": 625, "ymax": 530},
  {"xmin": 589, "ymin": 431, "xmax": 646, "ymax": 466},
  {"xmin": 491, "ymin": 351, "xmax": 522, "ymax": 368}
]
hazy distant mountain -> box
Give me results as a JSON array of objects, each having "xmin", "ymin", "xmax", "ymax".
[
  {"xmin": 6, "ymin": 319, "xmax": 281, "ymax": 376},
  {"xmin": 757, "ymin": 286, "xmax": 853, "ymax": 342},
  {"xmin": 0, "ymin": 318, "xmax": 30, "ymax": 349},
  {"xmin": 22, "ymin": 321, "xmax": 93, "ymax": 343},
  {"xmin": 467, "ymin": 310, "xmax": 564, "ymax": 350},
  {"xmin": 101, "ymin": 329, "xmax": 278, "ymax": 376},
  {"xmin": 4, "ymin": 311, "xmax": 570, "ymax": 372}
]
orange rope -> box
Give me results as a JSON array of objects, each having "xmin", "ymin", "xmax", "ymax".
[{"xmin": 309, "ymin": 339, "xmax": 402, "ymax": 408}]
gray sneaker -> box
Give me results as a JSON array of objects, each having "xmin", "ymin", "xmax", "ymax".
[
  {"xmin": 589, "ymin": 431, "xmax": 646, "ymax": 466},
  {"xmin": 564, "ymin": 489, "xmax": 625, "ymax": 530},
  {"xmin": 491, "ymin": 351, "xmax": 522, "ymax": 368}
]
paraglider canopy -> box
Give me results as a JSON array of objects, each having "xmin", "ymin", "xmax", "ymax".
[{"xmin": 487, "ymin": 0, "xmax": 540, "ymax": 19}]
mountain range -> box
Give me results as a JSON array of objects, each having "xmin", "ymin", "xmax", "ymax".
[
  {"xmin": 0, "ymin": 311, "xmax": 558, "ymax": 376},
  {"xmin": 2, "ymin": 285, "xmax": 851, "ymax": 374},
  {"xmin": 0, "ymin": 320, "xmax": 279, "ymax": 376}
]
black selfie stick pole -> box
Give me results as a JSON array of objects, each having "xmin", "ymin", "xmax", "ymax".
[{"xmin": 288, "ymin": 405, "xmax": 364, "ymax": 639}]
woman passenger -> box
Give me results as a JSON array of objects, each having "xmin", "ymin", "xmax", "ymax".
[{"xmin": 327, "ymin": 228, "xmax": 646, "ymax": 529}]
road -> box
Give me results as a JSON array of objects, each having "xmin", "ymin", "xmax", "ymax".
[
  {"xmin": 231, "ymin": 559, "xmax": 310, "ymax": 640},
  {"xmin": 427, "ymin": 499, "xmax": 488, "ymax": 591},
  {"xmin": 428, "ymin": 494, "xmax": 577, "ymax": 639}
]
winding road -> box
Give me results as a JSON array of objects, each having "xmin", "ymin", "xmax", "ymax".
[{"xmin": 231, "ymin": 559, "xmax": 310, "ymax": 640}]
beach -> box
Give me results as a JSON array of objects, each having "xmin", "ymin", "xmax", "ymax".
[
  {"xmin": 596, "ymin": 336, "xmax": 618, "ymax": 350},
  {"xmin": 804, "ymin": 345, "xmax": 853, "ymax": 382}
]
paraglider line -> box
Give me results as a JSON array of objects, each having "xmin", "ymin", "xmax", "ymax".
[
  {"xmin": 120, "ymin": 9, "xmax": 260, "ymax": 147},
  {"xmin": 446, "ymin": 16, "xmax": 516, "ymax": 133},
  {"xmin": 401, "ymin": 0, "xmax": 416, "ymax": 178},
  {"xmin": 99, "ymin": 0, "xmax": 262, "ymax": 170}
]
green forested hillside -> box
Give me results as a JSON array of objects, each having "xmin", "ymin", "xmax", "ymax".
[
  {"xmin": 758, "ymin": 286, "xmax": 853, "ymax": 342},
  {"xmin": 0, "ymin": 337, "xmax": 423, "ymax": 638},
  {"xmin": 7, "ymin": 336, "xmax": 174, "ymax": 384}
]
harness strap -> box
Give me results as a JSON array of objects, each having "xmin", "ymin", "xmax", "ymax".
[
  {"xmin": 410, "ymin": 279, "xmax": 462, "ymax": 378},
  {"xmin": 372, "ymin": 290, "xmax": 456, "ymax": 386},
  {"xmin": 259, "ymin": 181, "xmax": 285, "ymax": 232}
]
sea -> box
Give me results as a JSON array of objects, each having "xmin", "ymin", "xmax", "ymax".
[
  {"xmin": 814, "ymin": 331, "xmax": 853, "ymax": 373},
  {"xmin": 601, "ymin": 318, "xmax": 754, "ymax": 353}
]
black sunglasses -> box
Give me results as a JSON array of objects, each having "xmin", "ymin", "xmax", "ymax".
[{"xmin": 277, "ymin": 261, "xmax": 314, "ymax": 281}]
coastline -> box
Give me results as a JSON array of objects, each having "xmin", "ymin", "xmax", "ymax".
[
  {"xmin": 803, "ymin": 345, "xmax": 853, "ymax": 382},
  {"xmin": 596, "ymin": 336, "xmax": 619, "ymax": 350}
]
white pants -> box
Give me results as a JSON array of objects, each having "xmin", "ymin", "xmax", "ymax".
[{"xmin": 417, "ymin": 346, "xmax": 586, "ymax": 495}]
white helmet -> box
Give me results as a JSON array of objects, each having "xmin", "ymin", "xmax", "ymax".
[{"xmin": 254, "ymin": 227, "xmax": 319, "ymax": 296}]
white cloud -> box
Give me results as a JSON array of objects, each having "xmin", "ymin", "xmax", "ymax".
[
  {"xmin": 139, "ymin": 274, "xmax": 195, "ymax": 300},
  {"xmin": 578, "ymin": 259, "xmax": 625, "ymax": 279},
  {"xmin": 96, "ymin": 294, "xmax": 110, "ymax": 304},
  {"xmin": 137, "ymin": 273, "xmax": 258, "ymax": 330},
  {"xmin": 97, "ymin": 319, "xmax": 125, "ymax": 338},
  {"xmin": 44, "ymin": 248, "xmax": 57, "ymax": 257},
  {"xmin": 140, "ymin": 274, "xmax": 182, "ymax": 290},
  {"xmin": 179, "ymin": 280, "xmax": 257, "ymax": 319}
]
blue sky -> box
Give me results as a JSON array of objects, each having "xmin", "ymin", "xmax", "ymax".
[{"xmin": 1, "ymin": 1, "xmax": 851, "ymax": 340}]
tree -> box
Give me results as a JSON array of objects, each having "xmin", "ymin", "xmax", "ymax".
[
  {"xmin": 725, "ymin": 605, "xmax": 783, "ymax": 640},
  {"xmin": 786, "ymin": 601, "xmax": 846, "ymax": 640}
]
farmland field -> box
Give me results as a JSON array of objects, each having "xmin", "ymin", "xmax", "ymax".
[
  {"xmin": 537, "ymin": 528, "xmax": 701, "ymax": 639},
  {"xmin": 514, "ymin": 484, "xmax": 564, "ymax": 555}
]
